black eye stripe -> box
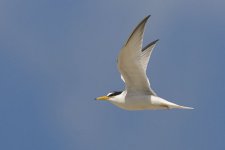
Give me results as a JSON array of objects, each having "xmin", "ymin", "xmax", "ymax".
[{"xmin": 108, "ymin": 91, "xmax": 122, "ymax": 97}]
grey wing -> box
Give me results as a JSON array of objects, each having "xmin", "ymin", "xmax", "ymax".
[
  {"xmin": 117, "ymin": 15, "xmax": 157, "ymax": 95},
  {"xmin": 141, "ymin": 39, "xmax": 159, "ymax": 72},
  {"xmin": 140, "ymin": 39, "xmax": 159, "ymax": 95}
]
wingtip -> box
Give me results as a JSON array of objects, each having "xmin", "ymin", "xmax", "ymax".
[
  {"xmin": 150, "ymin": 39, "xmax": 160, "ymax": 45},
  {"xmin": 153, "ymin": 39, "xmax": 159, "ymax": 44},
  {"xmin": 145, "ymin": 15, "xmax": 151, "ymax": 20},
  {"xmin": 142, "ymin": 39, "xmax": 159, "ymax": 52},
  {"xmin": 124, "ymin": 15, "xmax": 151, "ymax": 46},
  {"xmin": 142, "ymin": 15, "xmax": 151, "ymax": 23}
]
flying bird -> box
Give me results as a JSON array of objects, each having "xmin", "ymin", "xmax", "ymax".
[{"xmin": 96, "ymin": 15, "xmax": 193, "ymax": 110}]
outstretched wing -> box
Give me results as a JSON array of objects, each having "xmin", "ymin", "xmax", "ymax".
[
  {"xmin": 141, "ymin": 39, "xmax": 159, "ymax": 72},
  {"xmin": 117, "ymin": 15, "xmax": 157, "ymax": 95}
]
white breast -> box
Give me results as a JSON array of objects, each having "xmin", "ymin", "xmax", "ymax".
[{"xmin": 110, "ymin": 94, "xmax": 168, "ymax": 110}]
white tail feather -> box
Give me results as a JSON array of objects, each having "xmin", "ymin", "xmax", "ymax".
[
  {"xmin": 177, "ymin": 105, "xmax": 194, "ymax": 109},
  {"xmin": 164, "ymin": 100, "xmax": 194, "ymax": 110},
  {"xmin": 169, "ymin": 103, "xmax": 194, "ymax": 109}
]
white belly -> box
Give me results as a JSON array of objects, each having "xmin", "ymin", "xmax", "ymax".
[{"xmin": 110, "ymin": 95, "xmax": 170, "ymax": 110}]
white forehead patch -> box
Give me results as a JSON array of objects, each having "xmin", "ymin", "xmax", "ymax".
[{"xmin": 107, "ymin": 92, "xmax": 113, "ymax": 96}]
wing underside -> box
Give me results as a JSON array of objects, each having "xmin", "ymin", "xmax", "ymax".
[{"xmin": 117, "ymin": 15, "xmax": 158, "ymax": 95}]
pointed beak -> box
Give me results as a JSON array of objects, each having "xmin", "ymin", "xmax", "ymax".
[{"xmin": 95, "ymin": 96, "xmax": 109, "ymax": 101}]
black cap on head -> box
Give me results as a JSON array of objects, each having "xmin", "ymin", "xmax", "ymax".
[{"xmin": 107, "ymin": 91, "xmax": 122, "ymax": 97}]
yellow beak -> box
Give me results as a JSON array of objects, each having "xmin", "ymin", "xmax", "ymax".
[{"xmin": 95, "ymin": 96, "xmax": 109, "ymax": 100}]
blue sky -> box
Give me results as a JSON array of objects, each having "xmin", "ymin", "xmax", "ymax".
[{"xmin": 0, "ymin": 0, "xmax": 225, "ymax": 149}]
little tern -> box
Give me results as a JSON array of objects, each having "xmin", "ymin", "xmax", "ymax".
[{"xmin": 96, "ymin": 15, "xmax": 193, "ymax": 110}]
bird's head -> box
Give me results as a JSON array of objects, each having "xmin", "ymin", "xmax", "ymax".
[{"xmin": 95, "ymin": 91, "xmax": 123, "ymax": 101}]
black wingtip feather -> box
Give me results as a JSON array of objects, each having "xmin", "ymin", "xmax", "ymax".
[
  {"xmin": 142, "ymin": 39, "xmax": 159, "ymax": 52},
  {"xmin": 145, "ymin": 15, "xmax": 151, "ymax": 20},
  {"xmin": 125, "ymin": 15, "xmax": 151, "ymax": 46}
]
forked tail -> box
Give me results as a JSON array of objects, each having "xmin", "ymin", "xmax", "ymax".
[
  {"xmin": 164, "ymin": 100, "xmax": 194, "ymax": 109},
  {"xmin": 175, "ymin": 105, "xmax": 194, "ymax": 109},
  {"xmin": 169, "ymin": 103, "xmax": 194, "ymax": 109}
]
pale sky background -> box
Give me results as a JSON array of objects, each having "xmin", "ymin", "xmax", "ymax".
[{"xmin": 0, "ymin": 0, "xmax": 225, "ymax": 150}]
